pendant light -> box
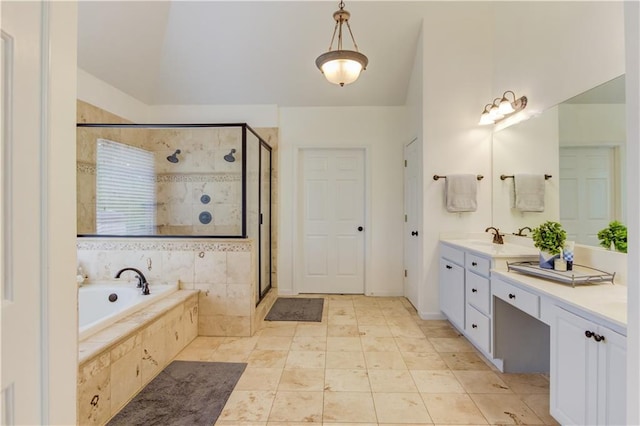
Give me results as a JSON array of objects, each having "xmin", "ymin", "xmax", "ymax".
[{"xmin": 315, "ymin": 1, "xmax": 368, "ymax": 87}]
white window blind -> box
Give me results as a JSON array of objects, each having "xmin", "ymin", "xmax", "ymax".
[{"xmin": 96, "ymin": 138, "xmax": 156, "ymax": 234}]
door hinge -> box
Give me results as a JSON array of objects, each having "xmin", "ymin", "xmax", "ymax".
[
  {"xmin": 404, "ymin": 269, "xmax": 407, "ymax": 277},
  {"xmin": 404, "ymin": 159, "xmax": 407, "ymax": 167},
  {"xmin": 404, "ymin": 214, "xmax": 407, "ymax": 222}
]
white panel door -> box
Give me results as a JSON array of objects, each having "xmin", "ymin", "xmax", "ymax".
[
  {"xmin": 1, "ymin": 2, "xmax": 44, "ymax": 424},
  {"xmin": 560, "ymin": 147, "xmax": 614, "ymax": 246},
  {"xmin": 300, "ymin": 149, "xmax": 365, "ymax": 294},
  {"xmin": 403, "ymin": 139, "xmax": 420, "ymax": 309}
]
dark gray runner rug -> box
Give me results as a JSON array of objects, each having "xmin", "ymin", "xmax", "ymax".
[
  {"xmin": 265, "ymin": 297, "xmax": 324, "ymax": 322},
  {"xmin": 108, "ymin": 361, "xmax": 246, "ymax": 426}
]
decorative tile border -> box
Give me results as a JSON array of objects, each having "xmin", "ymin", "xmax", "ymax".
[
  {"xmin": 156, "ymin": 173, "xmax": 241, "ymax": 183},
  {"xmin": 75, "ymin": 163, "xmax": 241, "ymax": 184},
  {"xmin": 77, "ymin": 162, "xmax": 96, "ymax": 174},
  {"xmin": 77, "ymin": 238, "xmax": 252, "ymax": 252}
]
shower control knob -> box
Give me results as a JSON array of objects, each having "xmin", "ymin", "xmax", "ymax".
[{"xmin": 357, "ymin": 226, "xmax": 364, "ymax": 232}]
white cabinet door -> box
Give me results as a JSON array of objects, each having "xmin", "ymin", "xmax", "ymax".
[
  {"xmin": 551, "ymin": 307, "xmax": 599, "ymax": 425},
  {"xmin": 597, "ymin": 325, "xmax": 626, "ymax": 426},
  {"xmin": 551, "ymin": 306, "xmax": 627, "ymax": 426},
  {"xmin": 439, "ymin": 258, "xmax": 464, "ymax": 331}
]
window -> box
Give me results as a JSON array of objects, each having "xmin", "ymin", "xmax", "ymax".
[{"xmin": 96, "ymin": 138, "xmax": 156, "ymax": 234}]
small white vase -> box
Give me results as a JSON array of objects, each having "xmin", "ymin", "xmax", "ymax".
[{"xmin": 539, "ymin": 250, "xmax": 559, "ymax": 269}]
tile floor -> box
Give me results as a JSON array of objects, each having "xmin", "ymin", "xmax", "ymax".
[{"xmin": 174, "ymin": 295, "xmax": 560, "ymax": 425}]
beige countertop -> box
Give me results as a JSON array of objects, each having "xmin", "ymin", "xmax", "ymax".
[{"xmin": 492, "ymin": 269, "xmax": 627, "ymax": 333}]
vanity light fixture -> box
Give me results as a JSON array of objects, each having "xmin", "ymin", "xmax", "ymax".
[
  {"xmin": 315, "ymin": 0, "xmax": 368, "ymax": 87},
  {"xmin": 478, "ymin": 91, "xmax": 528, "ymax": 125},
  {"xmin": 489, "ymin": 98, "xmax": 505, "ymax": 120}
]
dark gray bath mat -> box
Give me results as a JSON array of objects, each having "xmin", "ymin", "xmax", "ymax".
[
  {"xmin": 265, "ymin": 297, "xmax": 324, "ymax": 322},
  {"xmin": 108, "ymin": 361, "xmax": 246, "ymax": 426}
]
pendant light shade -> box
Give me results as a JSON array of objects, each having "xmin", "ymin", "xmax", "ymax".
[{"xmin": 316, "ymin": 1, "xmax": 368, "ymax": 86}]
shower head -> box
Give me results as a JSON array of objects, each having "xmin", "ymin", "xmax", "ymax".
[
  {"xmin": 224, "ymin": 149, "xmax": 237, "ymax": 163},
  {"xmin": 167, "ymin": 149, "xmax": 181, "ymax": 163}
]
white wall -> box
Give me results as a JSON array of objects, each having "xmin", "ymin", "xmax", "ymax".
[
  {"xmin": 77, "ymin": 68, "xmax": 148, "ymax": 122},
  {"xmin": 624, "ymin": 1, "xmax": 640, "ymax": 423},
  {"xmin": 78, "ymin": 69, "xmax": 279, "ymax": 127},
  {"xmin": 492, "ymin": 2, "xmax": 625, "ymax": 117},
  {"xmin": 147, "ymin": 105, "xmax": 278, "ymax": 128},
  {"xmin": 559, "ymin": 104, "xmax": 626, "ymax": 145},
  {"xmin": 47, "ymin": 2, "xmax": 79, "ymax": 423},
  {"xmin": 419, "ymin": 3, "xmax": 494, "ymax": 318},
  {"xmin": 278, "ymin": 107, "xmax": 408, "ymax": 296}
]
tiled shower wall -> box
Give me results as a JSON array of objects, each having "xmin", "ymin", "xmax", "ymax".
[
  {"xmin": 76, "ymin": 100, "xmax": 279, "ymax": 292},
  {"xmin": 77, "ymin": 121, "xmax": 244, "ymax": 236},
  {"xmin": 77, "ymin": 238, "xmax": 270, "ymax": 336}
]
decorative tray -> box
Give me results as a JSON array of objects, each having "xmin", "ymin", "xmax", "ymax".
[{"xmin": 506, "ymin": 261, "xmax": 615, "ymax": 287}]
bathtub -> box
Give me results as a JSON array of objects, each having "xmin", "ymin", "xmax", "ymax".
[{"xmin": 79, "ymin": 282, "xmax": 178, "ymax": 340}]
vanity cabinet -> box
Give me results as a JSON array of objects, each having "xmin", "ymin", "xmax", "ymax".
[
  {"xmin": 439, "ymin": 248, "xmax": 465, "ymax": 331},
  {"xmin": 439, "ymin": 243, "xmax": 494, "ymax": 355},
  {"xmin": 464, "ymin": 253, "xmax": 492, "ymax": 354},
  {"xmin": 551, "ymin": 306, "xmax": 626, "ymax": 426}
]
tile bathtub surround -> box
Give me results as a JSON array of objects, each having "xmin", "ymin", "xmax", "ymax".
[
  {"xmin": 77, "ymin": 291, "xmax": 198, "ymax": 425},
  {"xmin": 176, "ymin": 295, "xmax": 560, "ymax": 426},
  {"xmin": 77, "ymin": 238, "xmax": 276, "ymax": 337}
]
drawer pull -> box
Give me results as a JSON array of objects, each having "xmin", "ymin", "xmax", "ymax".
[
  {"xmin": 446, "ymin": 265, "xmax": 452, "ymax": 270},
  {"xmin": 472, "ymin": 261, "xmax": 478, "ymax": 266},
  {"xmin": 508, "ymin": 293, "xmax": 516, "ymax": 299},
  {"xmin": 471, "ymin": 288, "xmax": 477, "ymax": 293},
  {"xmin": 471, "ymin": 324, "xmax": 477, "ymax": 328}
]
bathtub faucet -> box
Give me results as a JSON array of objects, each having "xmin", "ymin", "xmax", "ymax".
[{"xmin": 114, "ymin": 267, "xmax": 151, "ymax": 295}]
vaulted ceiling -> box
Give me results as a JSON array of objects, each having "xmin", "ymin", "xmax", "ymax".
[{"xmin": 78, "ymin": 1, "xmax": 435, "ymax": 107}]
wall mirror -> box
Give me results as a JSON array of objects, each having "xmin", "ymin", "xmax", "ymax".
[
  {"xmin": 492, "ymin": 75, "xmax": 626, "ymax": 248},
  {"xmin": 77, "ymin": 124, "xmax": 272, "ymax": 239}
]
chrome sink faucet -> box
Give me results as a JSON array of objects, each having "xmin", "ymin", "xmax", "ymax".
[
  {"xmin": 114, "ymin": 267, "xmax": 150, "ymax": 295},
  {"xmin": 485, "ymin": 227, "xmax": 504, "ymax": 245}
]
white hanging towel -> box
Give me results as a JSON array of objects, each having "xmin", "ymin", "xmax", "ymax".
[
  {"xmin": 514, "ymin": 174, "xmax": 545, "ymax": 212},
  {"xmin": 445, "ymin": 174, "xmax": 477, "ymax": 212}
]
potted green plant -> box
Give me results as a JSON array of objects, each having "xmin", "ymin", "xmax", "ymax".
[
  {"xmin": 532, "ymin": 221, "xmax": 567, "ymax": 269},
  {"xmin": 597, "ymin": 221, "xmax": 627, "ymax": 253}
]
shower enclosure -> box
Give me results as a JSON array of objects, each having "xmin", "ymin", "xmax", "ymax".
[{"xmin": 76, "ymin": 123, "xmax": 272, "ymax": 303}]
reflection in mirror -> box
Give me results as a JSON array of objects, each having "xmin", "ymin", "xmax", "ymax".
[
  {"xmin": 492, "ymin": 75, "xmax": 626, "ymax": 248},
  {"xmin": 559, "ymin": 75, "xmax": 626, "ymax": 247}
]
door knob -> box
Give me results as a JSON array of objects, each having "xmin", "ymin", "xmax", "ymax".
[
  {"xmin": 411, "ymin": 231, "xmax": 418, "ymax": 236},
  {"xmin": 357, "ymin": 226, "xmax": 364, "ymax": 232}
]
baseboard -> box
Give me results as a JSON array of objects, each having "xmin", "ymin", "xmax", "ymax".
[{"xmin": 419, "ymin": 311, "xmax": 447, "ymax": 320}]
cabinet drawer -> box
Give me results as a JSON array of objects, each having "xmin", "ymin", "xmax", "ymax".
[
  {"xmin": 466, "ymin": 253, "xmax": 491, "ymax": 277},
  {"xmin": 466, "ymin": 272, "xmax": 491, "ymax": 315},
  {"xmin": 493, "ymin": 278, "xmax": 539, "ymax": 318},
  {"xmin": 465, "ymin": 304, "xmax": 490, "ymax": 354},
  {"xmin": 440, "ymin": 244, "xmax": 464, "ymax": 266}
]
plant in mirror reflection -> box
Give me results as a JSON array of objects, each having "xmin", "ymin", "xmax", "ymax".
[{"xmin": 597, "ymin": 221, "xmax": 627, "ymax": 253}]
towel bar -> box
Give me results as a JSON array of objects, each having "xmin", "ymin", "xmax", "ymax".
[
  {"xmin": 500, "ymin": 174, "xmax": 552, "ymax": 180},
  {"xmin": 433, "ymin": 174, "xmax": 483, "ymax": 181}
]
